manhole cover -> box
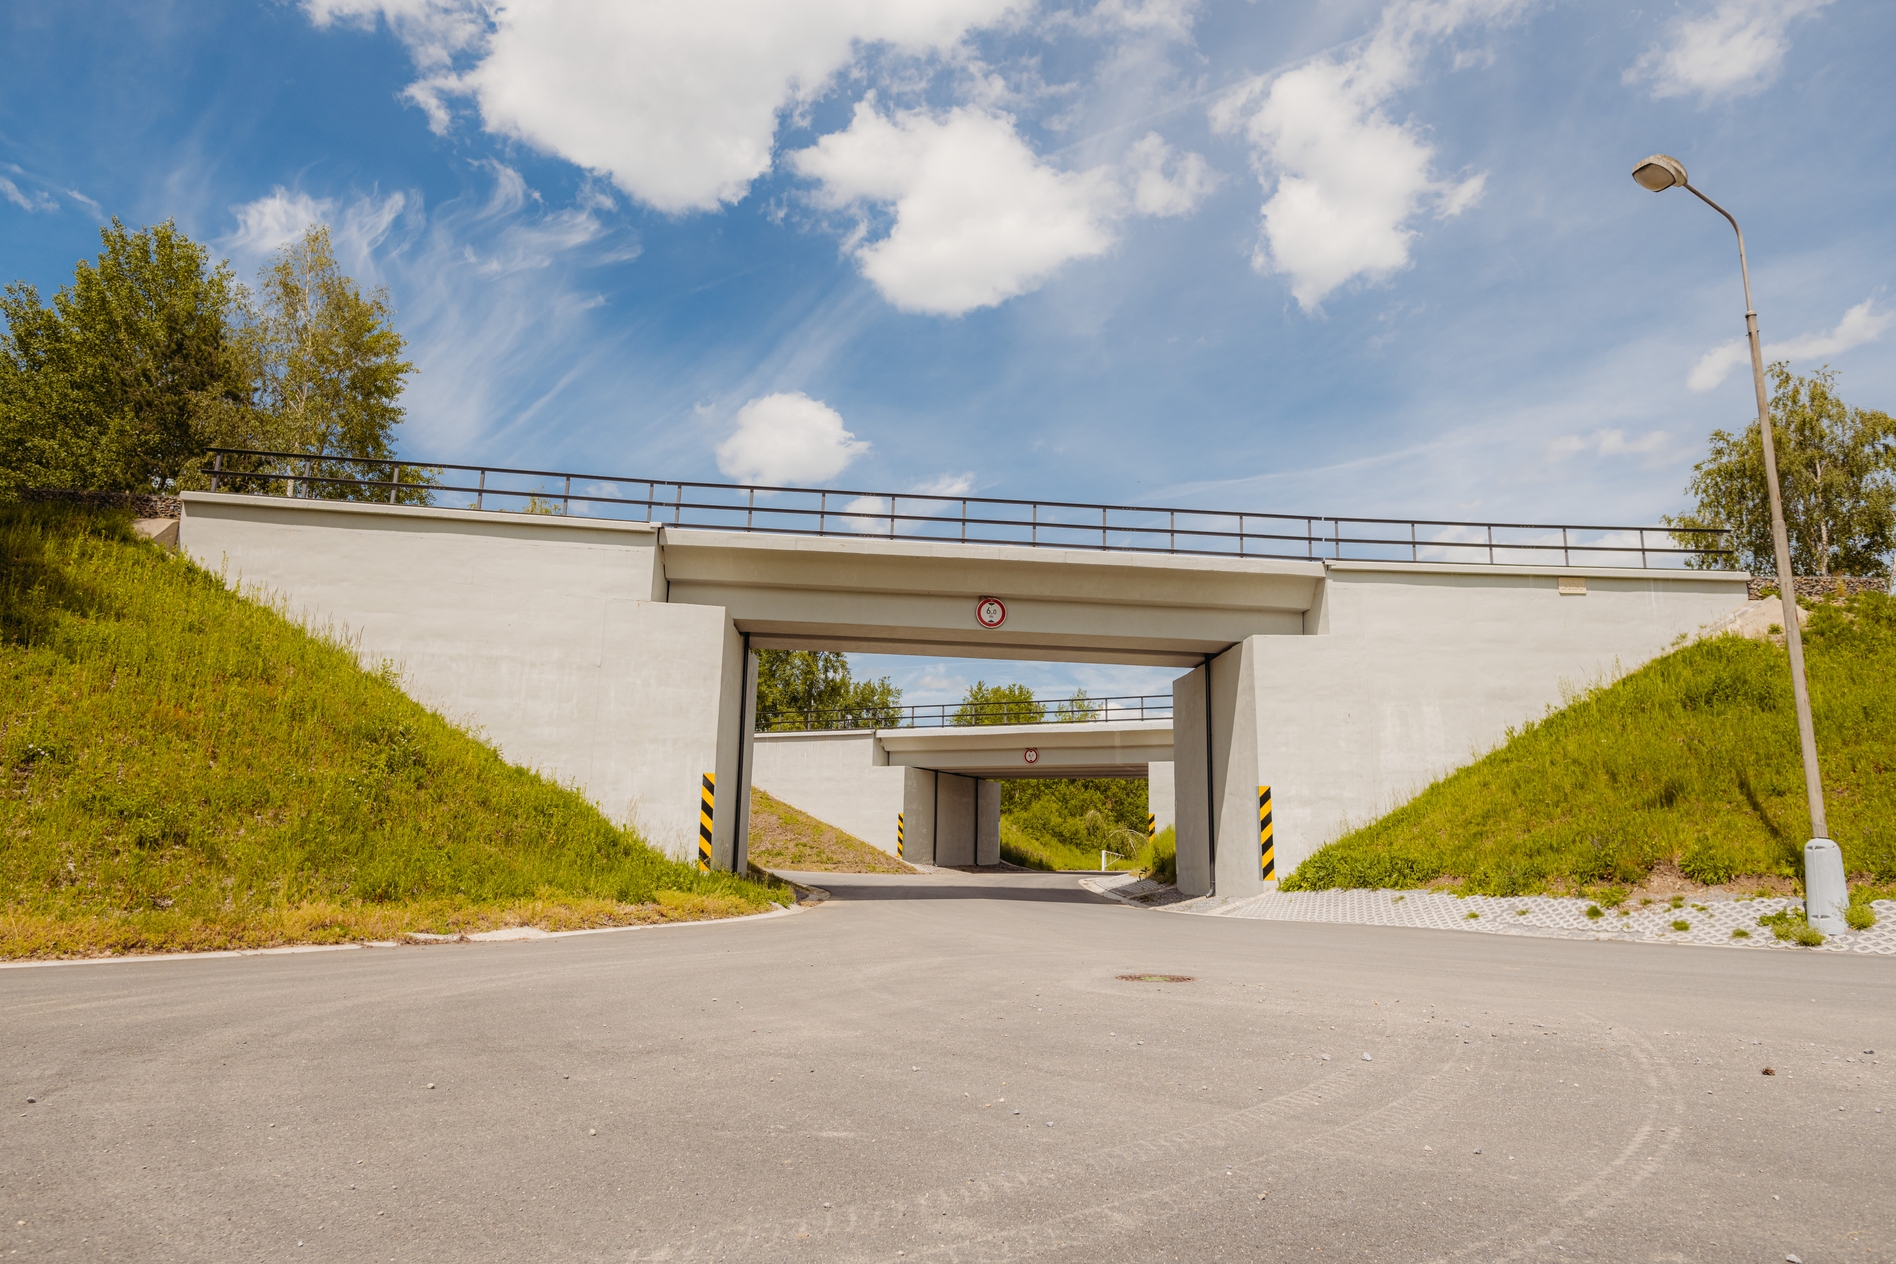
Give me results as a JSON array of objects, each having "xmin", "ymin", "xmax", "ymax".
[{"xmin": 1118, "ymin": 973, "xmax": 1194, "ymax": 983}]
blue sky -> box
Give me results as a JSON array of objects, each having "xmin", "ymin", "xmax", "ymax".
[{"xmin": 4, "ymin": 0, "xmax": 1892, "ymax": 703}]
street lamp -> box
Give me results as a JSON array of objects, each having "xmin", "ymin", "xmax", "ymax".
[{"xmin": 1631, "ymin": 154, "xmax": 1847, "ymax": 934}]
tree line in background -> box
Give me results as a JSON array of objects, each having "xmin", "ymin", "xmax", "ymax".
[
  {"xmin": 0, "ymin": 219, "xmax": 413, "ymax": 500},
  {"xmin": 1668, "ymin": 364, "xmax": 1895, "ymax": 578}
]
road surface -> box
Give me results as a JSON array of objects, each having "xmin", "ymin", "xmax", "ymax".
[{"xmin": 4, "ymin": 869, "xmax": 1891, "ymax": 1261}]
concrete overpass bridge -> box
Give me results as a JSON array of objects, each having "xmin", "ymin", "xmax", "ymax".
[{"xmin": 180, "ymin": 451, "xmax": 1747, "ymax": 899}]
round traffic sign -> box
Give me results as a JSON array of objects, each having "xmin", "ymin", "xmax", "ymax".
[
  {"xmin": 976, "ymin": 596, "xmax": 1006, "ymax": 628},
  {"xmin": 1023, "ymin": 748, "xmax": 1039, "ymax": 764}
]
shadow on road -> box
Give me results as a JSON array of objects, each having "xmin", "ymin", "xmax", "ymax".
[{"xmin": 775, "ymin": 870, "xmax": 1118, "ymax": 905}]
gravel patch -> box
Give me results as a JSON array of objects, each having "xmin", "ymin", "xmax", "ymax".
[{"xmin": 1081, "ymin": 874, "xmax": 1896, "ymax": 954}]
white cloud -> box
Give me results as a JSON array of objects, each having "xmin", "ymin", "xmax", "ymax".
[
  {"xmin": 909, "ymin": 472, "xmax": 977, "ymax": 497},
  {"xmin": 792, "ymin": 102, "xmax": 1124, "ymax": 316},
  {"xmin": 1211, "ymin": 0, "xmax": 1521, "ymax": 311},
  {"xmin": 1626, "ymin": 0, "xmax": 1831, "ymax": 104},
  {"xmin": 1548, "ymin": 429, "xmax": 1669, "ymax": 461},
  {"xmin": 1686, "ymin": 298, "xmax": 1891, "ymax": 392},
  {"xmin": 716, "ymin": 392, "xmax": 869, "ymax": 485},
  {"xmin": 226, "ymin": 186, "xmax": 410, "ymax": 263},
  {"xmin": 0, "ymin": 176, "xmax": 57, "ymax": 213},
  {"xmin": 223, "ymin": 169, "xmax": 641, "ymax": 456},
  {"xmin": 1125, "ymin": 132, "xmax": 1221, "ymax": 217},
  {"xmin": 836, "ymin": 473, "xmax": 979, "ymax": 532},
  {"xmin": 305, "ymin": 0, "xmax": 1024, "ymax": 214}
]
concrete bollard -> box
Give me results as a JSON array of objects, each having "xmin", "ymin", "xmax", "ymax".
[{"xmin": 1804, "ymin": 839, "xmax": 1849, "ymax": 936}]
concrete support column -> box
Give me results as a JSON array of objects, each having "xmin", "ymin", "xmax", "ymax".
[
  {"xmin": 1147, "ymin": 761, "xmax": 1175, "ymax": 836},
  {"xmin": 901, "ymin": 769, "xmax": 937, "ymax": 864},
  {"xmin": 933, "ymin": 773, "xmax": 978, "ymax": 866},
  {"xmin": 976, "ymin": 780, "xmax": 1001, "ymax": 865},
  {"xmin": 707, "ymin": 622, "xmax": 756, "ymax": 873},
  {"xmin": 1170, "ymin": 640, "xmax": 1266, "ymax": 899}
]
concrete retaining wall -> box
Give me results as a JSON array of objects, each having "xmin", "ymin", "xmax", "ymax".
[{"xmin": 750, "ymin": 730, "xmax": 905, "ymax": 856}]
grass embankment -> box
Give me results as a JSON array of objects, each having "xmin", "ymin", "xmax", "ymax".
[
  {"xmin": 745, "ymin": 787, "xmax": 913, "ymax": 873},
  {"xmin": 0, "ymin": 504, "xmax": 787, "ymax": 958},
  {"xmin": 1284, "ymin": 592, "xmax": 1896, "ymax": 898}
]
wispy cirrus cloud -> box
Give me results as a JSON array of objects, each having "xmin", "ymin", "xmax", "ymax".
[
  {"xmin": 1626, "ymin": 0, "xmax": 1832, "ymax": 104},
  {"xmin": 1687, "ymin": 298, "xmax": 1890, "ymax": 392}
]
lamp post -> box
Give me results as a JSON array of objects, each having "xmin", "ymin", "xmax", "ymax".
[{"xmin": 1631, "ymin": 154, "xmax": 1847, "ymax": 934}]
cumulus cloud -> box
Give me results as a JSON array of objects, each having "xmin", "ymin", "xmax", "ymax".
[
  {"xmin": 1686, "ymin": 298, "xmax": 1891, "ymax": 392},
  {"xmin": 305, "ymin": 0, "xmax": 1023, "ymax": 214},
  {"xmin": 792, "ymin": 107, "xmax": 1215, "ymax": 315},
  {"xmin": 792, "ymin": 103, "xmax": 1124, "ymax": 315},
  {"xmin": 1626, "ymin": 0, "xmax": 1831, "ymax": 103},
  {"xmin": 716, "ymin": 392, "xmax": 870, "ymax": 485},
  {"xmin": 1211, "ymin": 0, "xmax": 1520, "ymax": 311}
]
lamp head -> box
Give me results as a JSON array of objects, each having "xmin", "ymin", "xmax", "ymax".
[{"xmin": 1632, "ymin": 154, "xmax": 1688, "ymax": 192}]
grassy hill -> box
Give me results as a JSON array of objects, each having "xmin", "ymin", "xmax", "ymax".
[
  {"xmin": 1284, "ymin": 592, "xmax": 1896, "ymax": 897},
  {"xmin": 0, "ymin": 504, "xmax": 787, "ymax": 958}
]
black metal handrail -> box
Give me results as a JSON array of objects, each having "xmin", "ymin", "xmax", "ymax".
[
  {"xmin": 757, "ymin": 693, "xmax": 1175, "ymax": 733},
  {"xmin": 201, "ymin": 448, "xmax": 1735, "ymax": 569}
]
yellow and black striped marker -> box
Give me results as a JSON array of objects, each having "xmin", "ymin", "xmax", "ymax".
[
  {"xmin": 896, "ymin": 812, "xmax": 905, "ymax": 859},
  {"xmin": 1146, "ymin": 812, "xmax": 1156, "ymax": 843},
  {"xmin": 698, "ymin": 772, "xmax": 715, "ymax": 873},
  {"xmin": 1258, "ymin": 785, "xmax": 1275, "ymax": 881}
]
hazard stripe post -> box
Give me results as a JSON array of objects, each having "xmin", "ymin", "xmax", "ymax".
[
  {"xmin": 1258, "ymin": 785, "xmax": 1274, "ymax": 881},
  {"xmin": 897, "ymin": 812, "xmax": 905, "ymax": 859},
  {"xmin": 1146, "ymin": 812, "xmax": 1156, "ymax": 843},
  {"xmin": 698, "ymin": 773, "xmax": 715, "ymax": 873}
]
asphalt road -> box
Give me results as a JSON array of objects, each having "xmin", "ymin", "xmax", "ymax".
[{"xmin": 4, "ymin": 869, "xmax": 1892, "ymax": 1263}]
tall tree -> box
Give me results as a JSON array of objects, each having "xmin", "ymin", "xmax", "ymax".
[
  {"xmin": 753, "ymin": 650, "xmax": 902, "ymax": 731},
  {"xmin": 0, "ymin": 220, "xmax": 245, "ymax": 495},
  {"xmin": 1053, "ymin": 688, "xmax": 1101, "ymax": 722},
  {"xmin": 212, "ymin": 225, "xmax": 419, "ymax": 501},
  {"xmin": 1667, "ymin": 365, "xmax": 1896, "ymax": 577},
  {"xmin": 953, "ymin": 681, "xmax": 1043, "ymax": 726}
]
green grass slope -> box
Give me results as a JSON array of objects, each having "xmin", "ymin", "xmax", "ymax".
[
  {"xmin": 1284, "ymin": 592, "xmax": 1896, "ymax": 896},
  {"xmin": 0, "ymin": 504, "xmax": 786, "ymax": 958}
]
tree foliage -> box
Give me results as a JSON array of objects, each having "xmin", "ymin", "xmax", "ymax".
[
  {"xmin": 1001, "ymin": 778, "xmax": 1149, "ymax": 854},
  {"xmin": 0, "ymin": 220, "xmax": 245, "ymax": 496},
  {"xmin": 1666, "ymin": 365, "xmax": 1896, "ymax": 577},
  {"xmin": 753, "ymin": 650, "xmax": 902, "ymax": 731},
  {"xmin": 1, "ymin": 219, "xmax": 416, "ymax": 501},
  {"xmin": 210, "ymin": 226, "xmax": 417, "ymax": 501},
  {"xmin": 953, "ymin": 681, "xmax": 1043, "ymax": 725}
]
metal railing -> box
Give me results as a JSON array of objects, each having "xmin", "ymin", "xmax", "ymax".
[
  {"xmin": 757, "ymin": 693, "xmax": 1174, "ymax": 734},
  {"xmin": 202, "ymin": 449, "xmax": 1734, "ymax": 569}
]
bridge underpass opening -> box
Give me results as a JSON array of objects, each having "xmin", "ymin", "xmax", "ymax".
[{"xmin": 744, "ymin": 644, "xmax": 1182, "ymax": 874}]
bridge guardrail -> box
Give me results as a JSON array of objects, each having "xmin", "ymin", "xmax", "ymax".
[
  {"xmin": 200, "ymin": 449, "xmax": 1734, "ymax": 570},
  {"xmin": 756, "ymin": 693, "xmax": 1175, "ymax": 733}
]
